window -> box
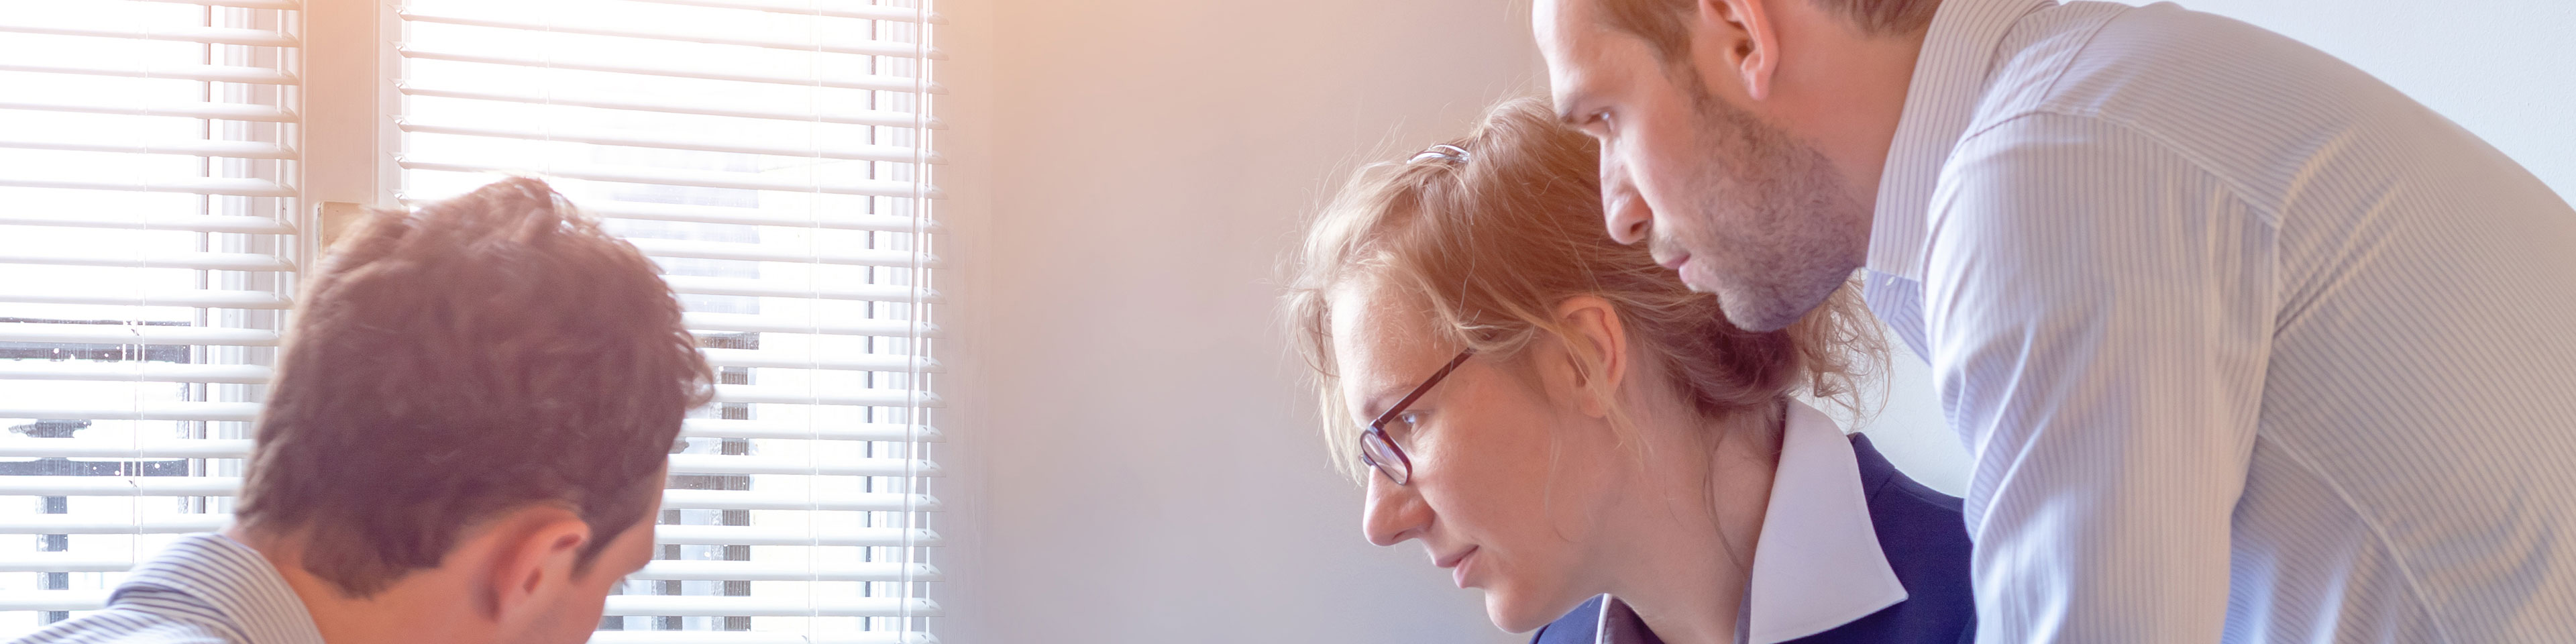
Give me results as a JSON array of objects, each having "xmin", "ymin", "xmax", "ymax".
[{"xmin": 0, "ymin": 1, "xmax": 943, "ymax": 642}]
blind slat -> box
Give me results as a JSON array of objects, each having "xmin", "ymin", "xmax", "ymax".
[
  {"xmin": 0, "ymin": 99, "xmax": 297, "ymax": 122},
  {"xmin": 663, "ymin": 276, "xmax": 936, "ymax": 303},
  {"xmin": 685, "ymin": 312, "xmax": 941, "ymax": 339},
  {"xmin": 651, "ymin": 525, "xmax": 940, "ymax": 547},
  {"xmin": 0, "ymin": 517, "xmax": 228, "ymax": 535},
  {"xmin": 589, "ymin": 201, "xmax": 936, "ymax": 233},
  {"xmin": 659, "ymin": 490, "xmax": 940, "ymax": 513},
  {"xmin": 0, "ymin": 250, "xmax": 294, "ymax": 272},
  {"xmin": 588, "ymin": 630, "xmax": 937, "ymax": 644},
  {"xmin": 395, "ymin": 47, "xmax": 942, "ymax": 95},
  {"xmin": 701, "ymin": 347, "xmax": 940, "ymax": 373},
  {"xmin": 0, "ymin": 213, "xmax": 294, "ymax": 233},
  {"xmin": 710, "ymin": 384, "xmax": 943, "ymax": 408},
  {"xmin": 0, "ymin": 361, "xmax": 269, "ymax": 384},
  {"xmin": 603, "ymin": 596, "xmax": 940, "ymax": 618},
  {"xmin": 630, "ymin": 561, "xmax": 940, "ymax": 582},
  {"xmin": 0, "ymin": 322, "xmax": 281, "ymax": 345},
  {"xmin": 400, "ymin": 120, "xmax": 939, "ymax": 164},
  {"xmin": 0, "ymin": 557, "xmax": 940, "ymax": 580},
  {"xmin": 0, "ymin": 476, "xmax": 240, "ymax": 497},
  {"xmin": 0, "ymin": 23, "xmax": 297, "ymax": 47},
  {"xmin": 0, "ymin": 137, "xmax": 296, "ymax": 159},
  {"xmin": 0, "ymin": 62, "xmax": 298, "ymax": 85},
  {"xmin": 0, "ymin": 555, "xmax": 137, "ymax": 574},
  {"xmin": 136, "ymin": 0, "xmax": 301, "ymax": 9},
  {"xmin": 667, "ymin": 453, "xmax": 940, "ymax": 477},
  {"xmin": 627, "ymin": 238, "xmax": 936, "ymax": 268},
  {"xmin": 0, "ymin": 288, "xmax": 290, "ymax": 309},
  {"xmin": 398, "ymin": 159, "xmax": 938, "ymax": 199},
  {"xmin": 0, "ymin": 439, "xmax": 251, "ymax": 459},
  {"xmin": 622, "ymin": 0, "xmax": 943, "ymax": 24},
  {"xmin": 396, "ymin": 10, "xmax": 935, "ymax": 58},
  {"xmin": 397, "ymin": 85, "xmax": 937, "ymax": 129},
  {"xmin": 0, "ymin": 482, "xmax": 941, "ymax": 512},
  {"xmin": 679, "ymin": 419, "xmax": 941, "ymax": 443},
  {"xmin": 0, "ymin": 402, "xmax": 264, "ymax": 423},
  {"xmin": 0, "ymin": 176, "xmax": 295, "ymax": 198}
]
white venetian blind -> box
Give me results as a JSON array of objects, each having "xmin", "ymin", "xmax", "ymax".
[
  {"xmin": 394, "ymin": 2, "xmax": 945, "ymax": 644},
  {"xmin": 0, "ymin": 0, "xmax": 303, "ymax": 636}
]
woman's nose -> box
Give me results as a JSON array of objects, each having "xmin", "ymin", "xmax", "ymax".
[{"xmin": 1362, "ymin": 470, "xmax": 1432, "ymax": 547}]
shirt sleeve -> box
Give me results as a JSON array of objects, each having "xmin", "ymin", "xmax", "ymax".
[{"xmin": 1921, "ymin": 111, "xmax": 2276, "ymax": 643}]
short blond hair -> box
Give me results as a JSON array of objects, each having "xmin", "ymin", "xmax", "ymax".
[{"xmin": 1285, "ymin": 97, "xmax": 1882, "ymax": 480}]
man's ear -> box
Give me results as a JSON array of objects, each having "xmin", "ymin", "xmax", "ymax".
[
  {"xmin": 1696, "ymin": 0, "xmax": 1780, "ymax": 100},
  {"xmin": 1542, "ymin": 294, "xmax": 1631, "ymax": 418},
  {"xmin": 473, "ymin": 505, "xmax": 593, "ymax": 623}
]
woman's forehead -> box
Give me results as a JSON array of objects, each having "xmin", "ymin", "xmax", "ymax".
[{"xmin": 1327, "ymin": 280, "xmax": 1448, "ymax": 395}]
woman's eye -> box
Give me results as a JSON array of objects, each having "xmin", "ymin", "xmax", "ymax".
[{"xmin": 1396, "ymin": 411, "xmax": 1425, "ymax": 429}]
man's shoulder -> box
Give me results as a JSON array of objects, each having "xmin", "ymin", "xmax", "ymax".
[{"xmin": 9, "ymin": 606, "xmax": 241, "ymax": 644}]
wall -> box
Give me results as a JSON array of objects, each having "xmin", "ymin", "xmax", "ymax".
[{"xmin": 934, "ymin": 1, "xmax": 1543, "ymax": 643}]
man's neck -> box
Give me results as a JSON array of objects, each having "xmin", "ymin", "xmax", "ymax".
[
  {"xmin": 1764, "ymin": 25, "xmax": 1934, "ymax": 217},
  {"xmin": 223, "ymin": 527, "xmax": 488, "ymax": 644}
]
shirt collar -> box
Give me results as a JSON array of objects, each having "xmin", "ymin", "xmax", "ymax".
[
  {"xmin": 1866, "ymin": 0, "xmax": 2057, "ymax": 280},
  {"xmin": 1595, "ymin": 401, "xmax": 1908, "ymax": 644},
  {"xmin": 114, "ymin": 533, "xmax": 328, "ymax": 644}
]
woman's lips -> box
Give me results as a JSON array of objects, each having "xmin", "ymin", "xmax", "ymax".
[{"xmin": 1440, "ymin": 546, "xmax": 1480, "ymax": 588}]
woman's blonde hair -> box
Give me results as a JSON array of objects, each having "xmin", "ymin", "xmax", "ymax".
[{"xmin": 1286, "ymin": 97, "xmax": 1884, "ymax": 482}]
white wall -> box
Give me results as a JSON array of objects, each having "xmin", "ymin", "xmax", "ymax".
[
  {"xmin": 1862, "ymin": 0, "xmax": 2576, "ymax": 497},
  {"xmin": 934, "ymin": 1, "xmax": 1542, "ymax": 643}
]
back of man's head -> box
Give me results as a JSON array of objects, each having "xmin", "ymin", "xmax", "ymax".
[{"xmin": 238, "ymin": 176, "xmax": 714, "ymax": 598}]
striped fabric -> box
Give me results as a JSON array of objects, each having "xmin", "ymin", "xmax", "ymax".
[
  {"xmin": 1862, "ymin": 1, "xmax": 2576, "ymax": 643},
  {"xmin": 8, "ymin": 535, "xmax": 323, "ymax": 644}
]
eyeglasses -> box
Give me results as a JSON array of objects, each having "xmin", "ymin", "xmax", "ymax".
[{"xmin": 1358, "ymin": 350, "xmax": 1473, "ymax": 486}]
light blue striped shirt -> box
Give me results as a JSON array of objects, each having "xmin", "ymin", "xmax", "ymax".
[
  {"xmin": 1864, "ymin": 0, "xmax": 2576, "ymax": 642},
  {"xmin": 7, "ymin": 535, "xmax": 324, "ymax": 644}
]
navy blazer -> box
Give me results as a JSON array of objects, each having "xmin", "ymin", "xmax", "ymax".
[{"xmin": 1530, "ymin": 434, "xmax": 1976, "ymax": 644}]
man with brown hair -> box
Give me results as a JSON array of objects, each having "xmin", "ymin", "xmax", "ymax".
[
  {"xmin": 1533, "ymin": 0, "xmax": 2576, "ymax": 642},
  {"xmin": 13, "ymin": 177, "xmax": 714, "ymax": 644}
]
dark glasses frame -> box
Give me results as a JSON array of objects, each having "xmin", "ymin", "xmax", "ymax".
[{"xmin": 1358, "ymin": 350, "xmax": 1474, "ymax": 485}]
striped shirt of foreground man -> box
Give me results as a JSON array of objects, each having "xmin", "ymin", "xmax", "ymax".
[
  {"xmin": 1857, "ymin": 0, "xmax": 2576, "ymax": 641},
  {"xmin": 8, "ymin": 178, "xmax": 714, "ymax": 644},
  {"xmin": 11, "ymin": 535, "xmax": 321, "ymax": 644}
]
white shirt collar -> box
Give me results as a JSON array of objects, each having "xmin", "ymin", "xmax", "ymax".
[
  {"xmin": 1865, "ymin": 0, "xmax": 2057, "ymax": 280},
  {"xmin": 1595, "ymin": 400, "xmax": 1907, "ymax": 644}
]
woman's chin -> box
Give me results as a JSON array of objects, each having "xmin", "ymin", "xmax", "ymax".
[{"xmin": 1483, "ymin": 585, "xmax": 1572, "ymax": 634}]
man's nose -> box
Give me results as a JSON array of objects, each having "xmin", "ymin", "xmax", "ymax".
[
  {"xmin": 1601, "ymin": 153, "xmax": 1650, "ymax": 245},
  {"xmin": 1360, "ymin": 470, "xmax": 1430, "ymax": 547}
]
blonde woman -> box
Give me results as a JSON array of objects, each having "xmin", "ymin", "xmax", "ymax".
[{"xmin": 1285, "ymin": 98, "xmax": 1974, "ymax": 644}]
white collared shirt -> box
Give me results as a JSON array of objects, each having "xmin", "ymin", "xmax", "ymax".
[
  {"xmin": 1591, "ymin": 401, "xmax": 1908, "ymax": 644},
  {"xmin": 1865, "ymin": 0, "xmax": 2576, "ymax": 642}
]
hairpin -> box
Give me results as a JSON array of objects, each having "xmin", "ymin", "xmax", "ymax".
[{"xmin": 1408, "ymin": 144, "xmax": 1470, "ymax": 165}]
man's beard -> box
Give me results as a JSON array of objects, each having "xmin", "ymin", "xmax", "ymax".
[{"xmin": 1652, "ymin": 78, "xmax": 1867, "ymax": 333}]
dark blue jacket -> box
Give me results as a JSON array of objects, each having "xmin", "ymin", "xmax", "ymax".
[{"xmin": 1530, "ymin": 434, "xmax": 1976, "ymax": 644}]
